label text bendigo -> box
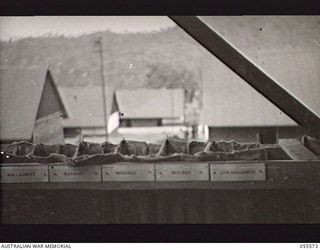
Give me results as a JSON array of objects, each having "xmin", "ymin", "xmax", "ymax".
[
  {"xmin": 116, "ymin": 171, "xmax": 137, "ymax": 175},
  {"xmin": 171, "ymin": 170, "xmax": 192, "ymax": 175}
]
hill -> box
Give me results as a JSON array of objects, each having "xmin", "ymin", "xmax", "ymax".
[{"xmin": 1, "ymin": 16, "xmax": 319, "ymax": 124}]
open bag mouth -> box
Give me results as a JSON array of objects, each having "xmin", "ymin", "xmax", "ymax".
[{"xmin": 0, "ymin": 138, "xmax": 293, "ymax": 167}]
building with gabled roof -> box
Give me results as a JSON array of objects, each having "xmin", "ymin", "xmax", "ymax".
[
  {"xmin": 115, "ymin": 88, "xmax": 185, "ymax": 127},
  {"xmin": 0, "ymin": 67, "xmax": 68, "ymax": 143},
  {"xmin": 58, "ymin": 86, "xmax": 186, "ymax": 143}
]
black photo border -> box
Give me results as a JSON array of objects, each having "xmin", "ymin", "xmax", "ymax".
[{"xmin": 1, "ymin": 0, "xmax": 320, "ymax": 243}]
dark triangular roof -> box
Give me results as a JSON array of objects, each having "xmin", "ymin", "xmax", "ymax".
[{"xmin": 0, "ymin": 67, "xmax": 67, "ymax": 141}]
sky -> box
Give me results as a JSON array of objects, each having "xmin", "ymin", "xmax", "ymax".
[{"xmin": 0, "ymin": 16, "xmax": 176, "ymax": 41}]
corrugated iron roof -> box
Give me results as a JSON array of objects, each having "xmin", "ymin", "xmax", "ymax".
[
  {"xmin": 115, "ymin": 88, "xmax": 184, "ymax": 119},
  {"xmin": 0, "ymin": 67, "xmax": 64, "ymax": 141}
]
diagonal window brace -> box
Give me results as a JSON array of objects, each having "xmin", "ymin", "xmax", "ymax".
[{"xmin": 169, "ymin": 16, "xmax": 320, "ymax": 138}]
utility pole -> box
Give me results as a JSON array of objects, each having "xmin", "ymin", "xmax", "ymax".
[{"xmin": 95, "ymin": 37, "xmax": 109, "ymax": 141}]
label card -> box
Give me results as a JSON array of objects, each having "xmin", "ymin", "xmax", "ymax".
[
  {"xmin": 210, "ymin": 163, "xmax": 266, "ymax": 182},
  {"xmin": 49, "ymin": 165, "xmax": 101, "ymax": 182},
  {"xmin": 102, "ymin": 164, "xmax": 155, "ymax": 182},
  {"xmin": 0, "ymin": 166, "xmax": 48, "ymax": 183},
  {"xmin": 155, "ymin": 163, "xmax": 209, "ymax": 181}
]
